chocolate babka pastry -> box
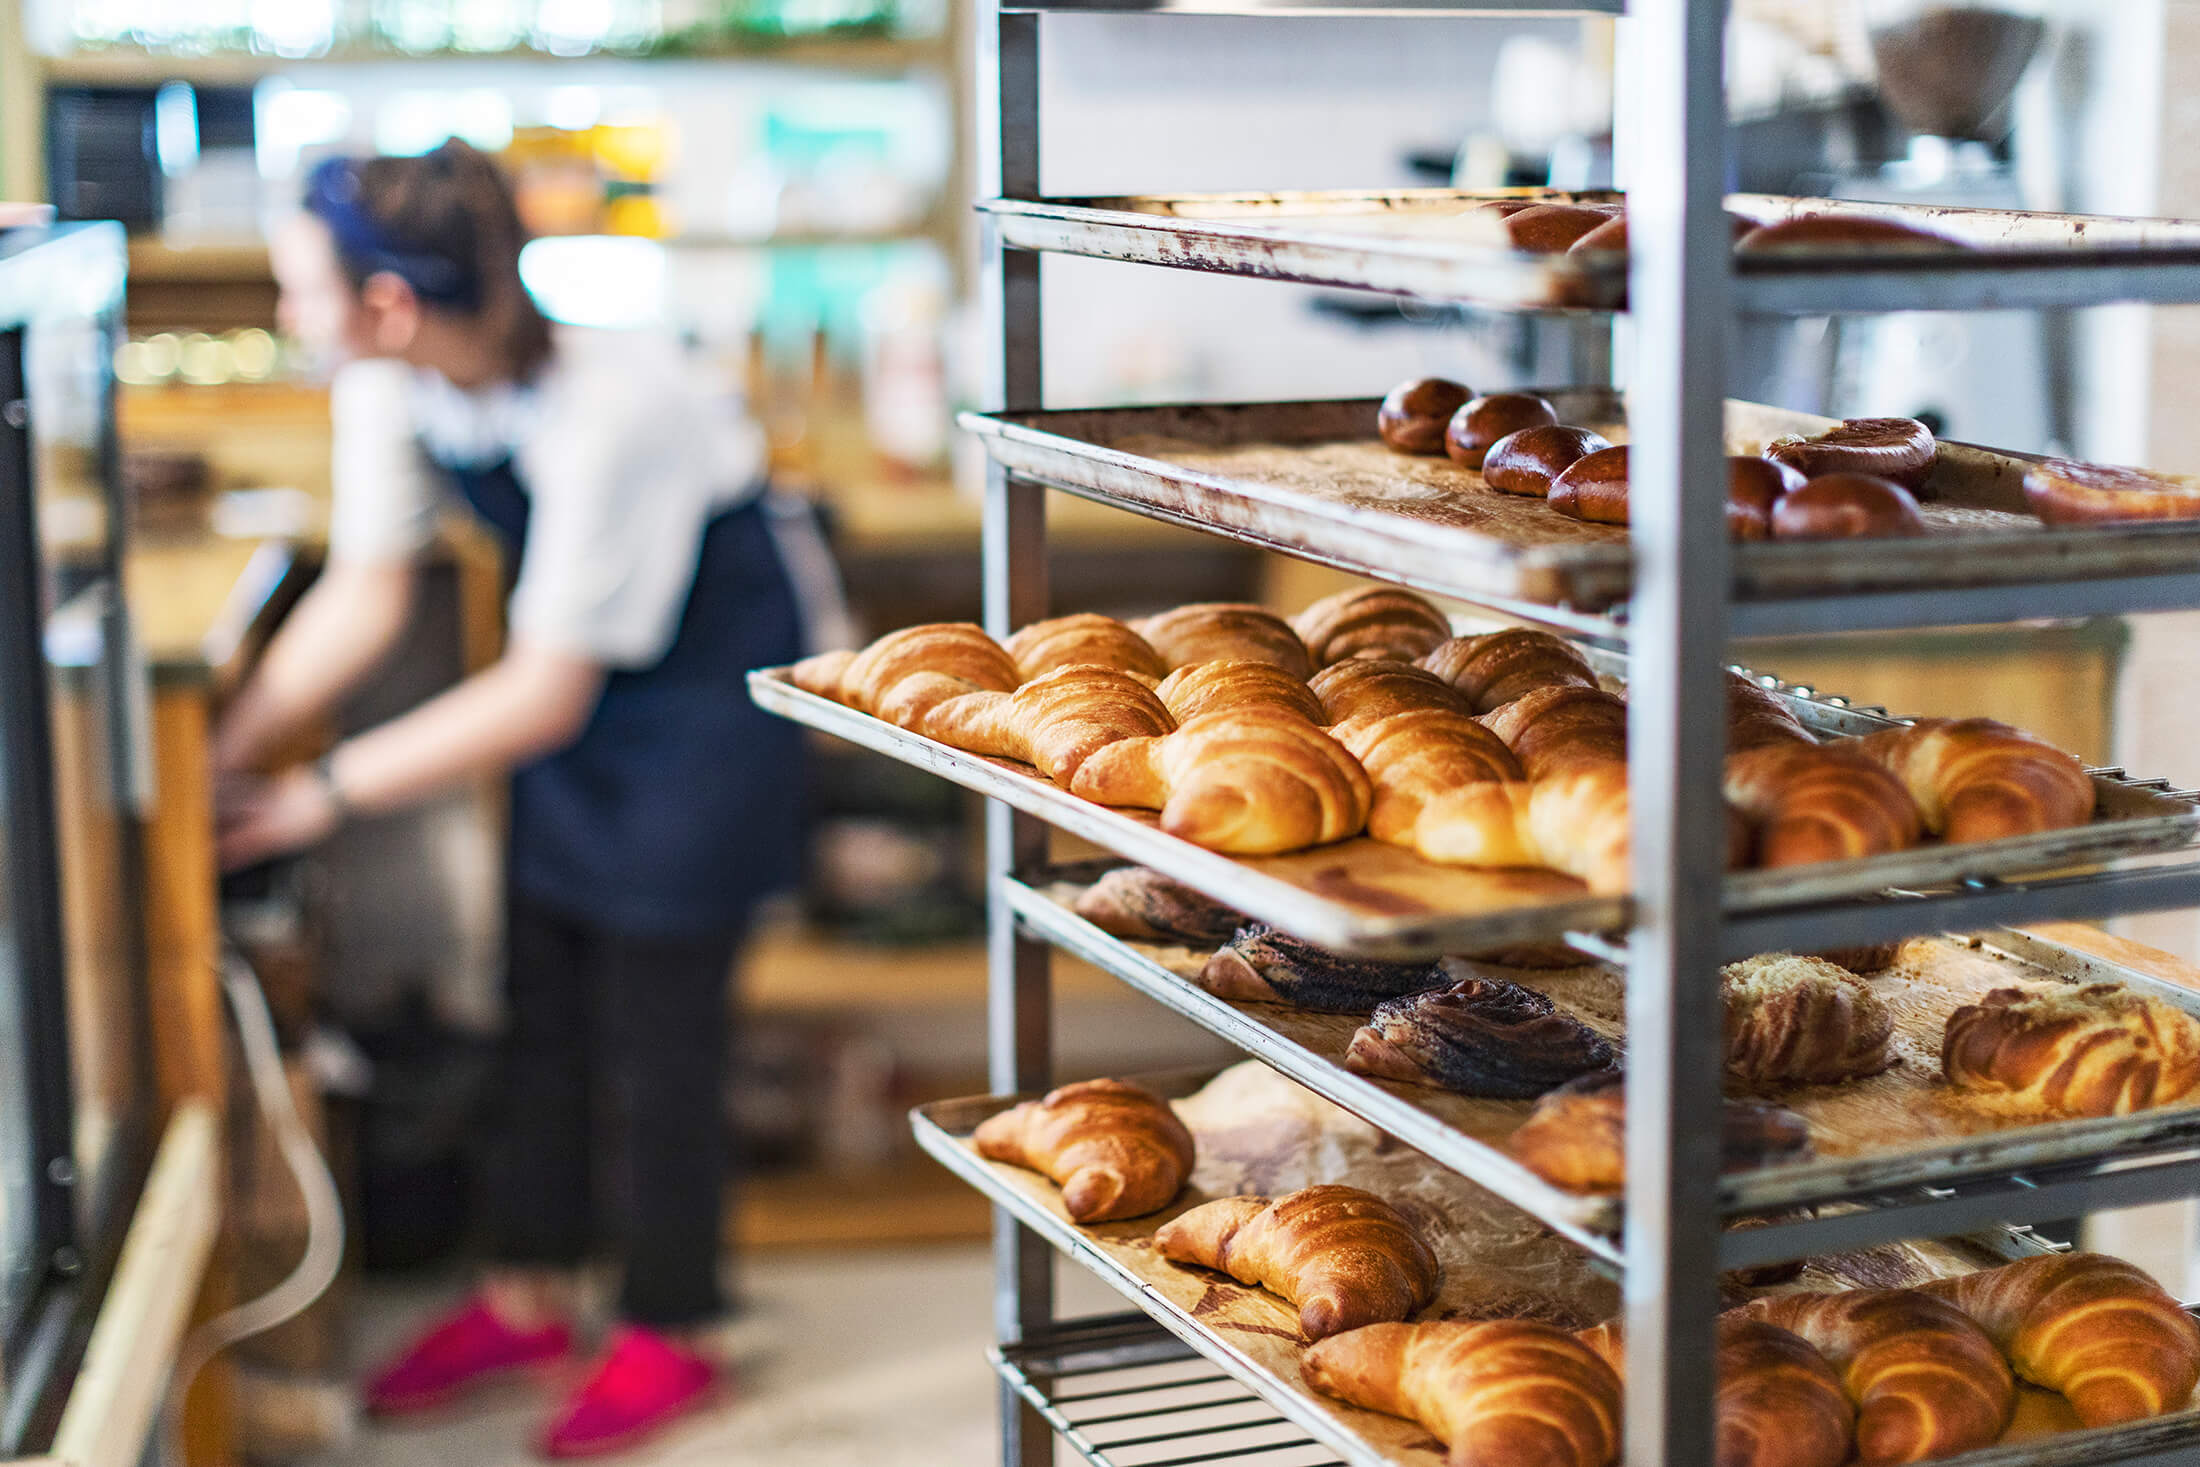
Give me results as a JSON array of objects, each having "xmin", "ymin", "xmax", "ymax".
[
  {"xmin": 1344, "ymin": 977, "xmax": 1616, "ymax": 1098},
  {"xmin": 1198, "ymin": 925, "xmax": 1449, "ymax": 1012},
  {"xmin": 1071, "ymin": 867, "xmax": 1245, "ymax": 946}
]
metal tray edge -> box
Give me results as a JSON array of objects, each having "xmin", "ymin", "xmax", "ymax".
[{"xmin": 1003, "ymin": 878, "xmax": 1625, "ymax": 1251}]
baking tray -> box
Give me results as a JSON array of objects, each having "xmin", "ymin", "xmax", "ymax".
[
  {"xmin": 981, "ymin": 188, "xmax": 2200, "ymax": 314},
  {"xmin": 960, "ymin": 394, "xmax": 2200, "ymax": 618},
  {"xmin": 746, "ymin": 662, "xmax": 2200, "ymax": 959},
  {"xmin": 1011, "ymin": 873, "xmax": 2200, "ymax": 1235},
  {"xmin": 917, "ymin": 1065, "xmax": 2188, "ymax": 1467}
]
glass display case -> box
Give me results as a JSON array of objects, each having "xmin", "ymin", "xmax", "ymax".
[{"xmin": 0, "ymin": 221, "xmax": 154, "ymax": 1450}]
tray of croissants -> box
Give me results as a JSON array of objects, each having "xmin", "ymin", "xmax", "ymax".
[
  {"xmin": 1032, "ymin": 863, "xmax": 2200, "ymax": 1229},
  {"xmin": 961, "ymin": 387, "xmax": 2200, "ymax": 617},
  {"xmin": 916, "ymin": 1061, "xmax": 2200, "ymax": 1467},
  {"xmin": 749, "ymin": 585, "xmax": 2200, "ymax": 958}
]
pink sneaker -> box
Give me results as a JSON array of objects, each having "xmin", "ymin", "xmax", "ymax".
[
  {"xmin": 535, "ymin": 1327, "xmax": 720, "ymax": 1459},
  {"xmin": 362, "ymin": 1296, "xmax": 573, "ymax": 1417}
]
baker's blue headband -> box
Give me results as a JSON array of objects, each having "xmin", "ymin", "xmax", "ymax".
[{"xmin": 303, "ymin": 155, "xmax": 481, "ymax": 311}]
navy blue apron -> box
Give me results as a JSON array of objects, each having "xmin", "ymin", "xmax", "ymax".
[{"xmin": 441, "ymin": 457, "xmax": 805, "ymax": 938}]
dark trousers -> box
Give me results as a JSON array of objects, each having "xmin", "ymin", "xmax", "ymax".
[{"xmin": 486, "ymin": 892, "xmax": 740, "ymax": 1328}]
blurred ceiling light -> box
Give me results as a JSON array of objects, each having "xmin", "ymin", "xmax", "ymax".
[
  {"xmin": 256, "ymin": 85, "xmax": 354, "ymax": 178},
  {"xmin": 518, "ymin": 236, "xmax": 667, "ymax": 328}
]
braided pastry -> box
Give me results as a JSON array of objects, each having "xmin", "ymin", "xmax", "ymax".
[
  {"xmin": 1721, "ymin": 953, "xmax": 1895, "ymax": 1085},
  {"xmin": 1131, "ymin": 603, "xmax": 1314, "ymax": 678},
  {"xmin": 1851, "ymin": 717, "xmax": 2095, "ymax": 843},
  {"xmin": 1943, "ymin": 983, "xmax": 2200, "ymax": 1116},
  {"xmin": 1743, "ymin": 1289, "xmax": 2014, "ymax": 1464},
  {"xmin": 973, "ymin": 1078, "xmax": 1195, "ymax": 1223},
  {"xmin": 1310, "ymin": 659, "xmax": 1473, "ymax": 725},
  {"xmin": 1069, "ymin": 710, "xmax": 1372, "ymax": 855},
  {"xmin": 1004, "ymin": 613, "xmax": 1168, "ymax": 681},
  {"xmin": 1156, "ymin": 1185, "xmax": 1438, "ymax": 1342},
  {"xmin": 1303, "ymin": 1319, "xmax": 1621, "ymax": 1467},
  {"xmin": 1920, "ymin": 1251, "xmax": 2200, "ymax": 1427},
  {"xmin": 1155, "ymin": 659, "xmax": 1327, "ymax": 726},
  {"xmin": 1291, "ymin": 586, "xmax": 1453, "ymax": 667},
  {"xmin": 917, "ymin": 665, "xmax": 1175, "ymax": 783}
]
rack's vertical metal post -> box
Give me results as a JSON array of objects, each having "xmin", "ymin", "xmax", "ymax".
[
  {"xmin": 978, "ymin": 10, "xmax": 1053, "ymax": 1467},
  {"xmin": 1621, "ymin": 3, "xmax": 1732, "ymax": 1466}
]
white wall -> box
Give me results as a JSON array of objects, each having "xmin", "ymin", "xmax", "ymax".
[{"xmin": 1031, "ymin": 15, "xmax": 1585, "ymax": 408}]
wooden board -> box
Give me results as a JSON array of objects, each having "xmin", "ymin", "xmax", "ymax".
[
  {"xmin": 1034, "ymin": 877, "xmax": 2200, "ymax": 1218},
  {"xmin": 919, "ymin": 1063, "xmax": 2154, "ymax": 1467}
]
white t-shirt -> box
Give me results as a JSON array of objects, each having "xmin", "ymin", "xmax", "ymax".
[{"xmin": 327, "ymin": 328, "xmax": 769, "ymax": 669}]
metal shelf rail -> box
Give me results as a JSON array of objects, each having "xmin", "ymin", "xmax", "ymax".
[
  {"xmin": 947, "ymin": 6, "xmax": 2200, "ymax": 1467},
  {"xmin": 992, "ymin": 1315, "xmax": 1348, "ymax": 1467}
]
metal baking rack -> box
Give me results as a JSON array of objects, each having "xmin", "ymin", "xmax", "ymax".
[
  {"xmin": 992, "ymin": 1316, "xmax": 1348, "ymax": 1467},
  {"xmin": 742, "ymin": 4, "xmax": 2200, "ymax": 1464},
  {"xmin": 959, "ymin": 396, "xmax": 2200, "ymax": 635}
]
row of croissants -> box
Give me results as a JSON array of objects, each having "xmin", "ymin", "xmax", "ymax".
[
  {"xmin": 787, "ymin": 586, "xmax": 2098, "ymax": 891},
  {"xmin": 976, "ymin": 1077, "xmax": 2200, "ymax": 1467}
]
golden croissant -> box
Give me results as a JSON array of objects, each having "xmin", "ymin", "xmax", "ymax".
[
  {"xmin": 1154, "ymin": 658, "xmax": 1327, "ymax": 726},
  {"xmin": 1851, "ymin": 716, "xmax": 2094, "ymax": 842},
  {"xmin": 1725, "ymin": 742, "xmax": 1923, "ymax": 867},
  {"xmin": 1303, "ymin": 1318, "xmax": 1620, "ymax": 1467},
  {"xmin": 916, "ymin": 664, "xmax": 1175, "ymax": 784},
  {"xmin": 1743, "ymin": 1288, "xmax": 2014, "ymax": 1464},
  {"xmin": 1131, "ymin": 603, "xmax": 1314, "ymax": 678},
  {"xmin": 1478, "ymin": 683, "xmax": 1628, "ymax": 778},
  {"xmin": 1920, "ymin": 1251, "xmax": 2200, "ymax": 1427},
  {"xmin": 1003, "ymin": 613, "xmax": 1168, "ymax": 681},
  {"xmin": 972, "ymin": 1078, "xmax": 1194, "ymax": 1224},
  {"xmin": 1578, "ymin": 1316, "xmax": 1854, "ymax": 1467},
  {"xmin": 1155, "ymin": 1184, "xmax": 1437, "ymax": 1341},
  {"xmin": 1069, "ymin": 710, "xmax": 1372, "ymax": 855},
  {"xmin": 1310, "ymin": 659, "xmax": 1473, "ymax": 725},
  {"xmin": 1291, "ymin": 586, "xmax": 1453, "ymax": 667},
  {"xmin": 1419, "ymin": 629, "xmax": 1600, "ymax": 713},
  {"xmin": 832, "ymin": 623, "xmax": 1021, "ymax": 727}
]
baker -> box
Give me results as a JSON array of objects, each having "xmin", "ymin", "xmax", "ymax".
[{"xmin": 215, "ymin": 138, "xmax": 823, "ymax": 1457}]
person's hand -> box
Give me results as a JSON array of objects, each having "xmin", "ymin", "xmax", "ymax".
[{"xmin": 216, "ymin": 765, "xmax": 340, "ymax": 871}]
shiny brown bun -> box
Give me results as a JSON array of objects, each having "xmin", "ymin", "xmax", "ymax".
[
  {"xmin": 1504, "ymin": 204, "xmax": 1618, "ymax": 253},
  {"xmin": 1568, "ymin": 211, "xmax": 1759, "ymax": 255},
  {"xmin": 1548, "ymin": 446, "xmax": 1631, "ymax": 525},
  {"xmin": 1728, "ymin": 456, "xmax": 1809, "ymax": 540},
  {"xmin": 1446, "ymin": 393, "xmax": 1560, "ymax": 469},
  {"xmin": 1483, "ymin": 425, "xmax": 1613, "ymax": 498},
  {"xmin": 2023, "ymin": 459, "xmax": 2200, "ymax": 525},
  {"xmin": 1379, "ymin": 378, "xmax": 1473, "ymax": 456},
  {"xmin": 1771, "ymin": 473, "xmax": 1928, "ymax": 541},
  {"xmin": 1735, "ymin": 214, "xmax": 1968, "ymax": 254},
  {"xmin": 1765, "ymin": 417, "xmax": 1937, "ymax": 492}
]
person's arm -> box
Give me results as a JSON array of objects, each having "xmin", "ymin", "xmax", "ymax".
[
  {"xmin": 211, "ymin": 558, "xmax": 416, "ymax": 774},
  {"xmin": 216, "ymin": 638, "xmax": 604, "ymax": 870}
]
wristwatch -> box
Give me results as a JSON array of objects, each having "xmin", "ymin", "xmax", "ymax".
[{"xmin": 311, "ymin": 750, "xmax": 352, "ymax": 825}]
